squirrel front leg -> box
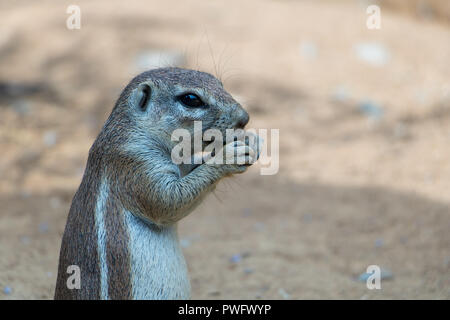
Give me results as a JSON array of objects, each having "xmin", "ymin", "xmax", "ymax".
[{"xmin": 111, "ymin": 140, "xmax": 258, "ymax": 226}]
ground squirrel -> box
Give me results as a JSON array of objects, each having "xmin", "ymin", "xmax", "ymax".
[{"xmin": 54, "ymin": 67, "xmax": 260, "ymax": 299}]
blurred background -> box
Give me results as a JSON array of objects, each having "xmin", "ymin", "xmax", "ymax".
[{"xmin": 0, "ymin": 0, "xmax": 449, "ymax": 299}]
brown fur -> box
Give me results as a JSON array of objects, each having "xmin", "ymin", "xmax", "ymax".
[
  {"xmin": 105, "ymin": 195, "xmax": 132, "ymax": 299},
  {"xmin": 54, "ymin": 150, "xmax": 103, "ymax": 299}
]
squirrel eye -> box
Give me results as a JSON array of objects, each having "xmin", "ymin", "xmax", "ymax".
[{"xmin": 178, "ymin": 93, "xmax": 205, "ymax": 108}]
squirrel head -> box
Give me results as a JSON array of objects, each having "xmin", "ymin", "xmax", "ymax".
[{"xmin": 108, "ymin": 67, "xmax": 249, "ymax": 153}]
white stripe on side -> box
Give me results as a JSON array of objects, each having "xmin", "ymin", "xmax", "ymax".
[{"xmin": 95, "ymin": 176, "xmax": 110, "ymax": 300}]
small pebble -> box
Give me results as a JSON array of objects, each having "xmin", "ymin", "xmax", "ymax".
[
  {"xmin": 253, "ymin": 222, "xmax": 265, "ymax": 232},
  {"xmin": 12, "ymin": 100, "xmax": 31, "ymax": 115},
  {"xmin": 229, "ymin": 252, "xmax": 250, "ymax": 263},
  {"xmin": 180, "ymin": 235, "xmax": 201, "ymax": 248},
  {"xmin": 244, "ymin": 267, "xmax": 254, "ymax": 274},
  {"xmin": 20, "ymin": 190, "xmax": 32, "ymax": 198},
  {"xmin": 331, "ymin": 85, "xmax": 351, "ymax": 103},
  {"xmin": 38, "ymin": 222, "xmax": 49, "ymax": 233},
  {"xmin": 49, "ymin": 197, "xmax": 62, "ymax": 209},
  {"xmin": 354, "ymin": 42, "xmax": 390, "ymax": 66},
  {"xmin": 358, "ymin": 100, "xmax": 384, "ymax": 120},
  {"xmin": 20, "ymin": 236, "xmax": 31, "ymax": 245},
  {"xmin": 242, "ymin": 208, "xmax": 252, "ymax": 217},
  {"xmin": 299, "ymin": 41, "xmax": 318, "ymax": 60},
  {"xmin": 43, "ymin": 131, "xmax": 57, "ymax": 147},
  {"xmin": 278, "ymin": 288, "xmax": 290, "ymax": 299},
  {"xmin": 374, "ymin": 238, "xmax": 384, "ymax": 248},
  {"xmin": 230, "ymin": 254, "xmax": 242, "ymax": 264},
  {"xmin": 302, "ymin": 213, "xmax": 313, "ymax": 223},
  {"xmin": 180, "ymin": 239, "xmax": 191, "ymax": 248},
  {"xmin": 256, "ymin": 285, "xmax": 270, "ymax": 298},
  {"xmin": 208, "ymin": 290, "xmax": 221, "ymax": 296}
]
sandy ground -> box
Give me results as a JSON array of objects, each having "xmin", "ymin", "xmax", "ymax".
[{"xmin": 0, "ymin": 0, "xmax": 449, "ymax": 299}]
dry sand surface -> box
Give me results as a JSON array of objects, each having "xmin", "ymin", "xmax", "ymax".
[{"xmin": 0, "ymin": 0, "xmax": 449, "ymax": 299}]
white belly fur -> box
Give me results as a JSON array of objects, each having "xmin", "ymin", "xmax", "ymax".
[{"xmin": 124, "ymin": 210, "xmax": 191, "ymax": 299}]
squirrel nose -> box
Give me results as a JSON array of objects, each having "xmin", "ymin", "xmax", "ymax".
[{"xmin": 236, "ymin": 109, "xmax": 249, "ymax": 129}]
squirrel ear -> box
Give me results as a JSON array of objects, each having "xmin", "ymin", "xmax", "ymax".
[{"xmin": 132, "ymin": 83, "xmax": 152, "ymax": 111}]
